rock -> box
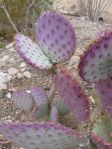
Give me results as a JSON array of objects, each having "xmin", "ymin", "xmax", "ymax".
[
  {"xmin": 17, "ymin": 72, "xmax": 23, "ymax": 79},
  {"xmin": 7, "ymin": 75, "xmax": 12, "ymax": 81},
  {"xmin": 8, "ymin": 68, "xmax": 18, "ymax": 75},
  {"xmin": 23, "ymin": 71, "xmax": 31, "ymax": 78},
  {"xmin": 0, "ymin": 90, "xmax": 5, "ymax": 99},
  {"xmin": 21, "ymin": 68, "xmax": 26, "ymax": 72},
  {"xmin": 19, "ymin": 62, "xmax": 26, "ymax": 68},
  {"xmin": 6, "ymin": 43, "xmax": 14, "ymax": 51},
  {"xmin": 26, "ymin": 90, "xmax": 31, "ymax": 93},
  {"xmin": 0, "ymin": 72, "xmax": 8, "ymax": 83},
  {"xmin": 0, "ymin": 84, "xmax": 7, "ymax": 90},
  {"xmin": 7, "ymin": 92, "xmax": 12, "ymax": 99},
  {"xmin": 3, "ymin": 55, "xmax": 9, "ymax": 60}
]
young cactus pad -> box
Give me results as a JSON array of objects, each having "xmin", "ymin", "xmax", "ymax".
[
  {"xmin": 55, "ymin": 99, "xmax": 70, "ymax": 116},
  {"xmin": 79, "ymin": 31, "xmax": 112, "ymax": 83},
  {"xmin": 54, "ymin": 70, "xmax": 90, "ymax": 122},
  {"xmin": 12, "ymin": 90, "xmax": 34, "ymax": 112},
  {"xmin": 0, "ymin": 122, "xmax": 84, "ymax": 149},
  {"xmin": 14, "ymin": 34, "xmax": 53, "ymax": 70},
  {"xmin": 50, "ymin": 106, "xmax": 59, "ymax": 123},
  {"xmin": 91, "ymin": 133, "xmax": 112, "ymax": 149},
  {"xmin": 36, "ymin": 12, "xmax": 76, "ymax": 63},
  {"xmin": 31, "ymin": 88, "xmax": 48, "ymax": 107},
  {"xmin": 95, "ymin": 78, "xmax": 112, "ymax": 117}
]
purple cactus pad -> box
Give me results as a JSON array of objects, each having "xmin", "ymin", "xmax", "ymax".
[
  {"xmin": 14, "ymin": 34, "xmax": 53, "ymax": 70},
  {"xmin": 54, "ymin": 70, "xmax": 90, "ymax": 122},
  {"xmin": 12, "ymin": 90, "xmax": 34, "ymax": 112},
  {"xmin": 36, "ymin": 11, "xmax": 76, "ymax": 63},
  {"xmin": 31, "ymin": 87, "xmax": 48, "ymax": 107},
  {"xmin": 91, "ymin": 133, "xmax": 112, "ymax": 149},
  {"xmin": 79, "ymin": 31, "xmax": 112, "ymax": 83},
  {"xmin": 0, "ymin": 122, "xmax": 84, "ymax": 149}
]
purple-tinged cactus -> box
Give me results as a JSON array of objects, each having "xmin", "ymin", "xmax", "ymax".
[
  {"xmin": 50, "ymin": 106, "xmax": 59, "ymax": 123},
  {"xmin": 79, "ymin": 31, "xmax": 112, "ymax": 83},
  {"xmin": 36, "ymin": 12, "xmax": 76, "ymax": 63},
  {"xmin": 31, "ymin": 87, "xmax": 48, "ymax": 107},
  {"xmin": 12, "ymin": 90, "xmax": 34, "ymax": 112},
  {"xmin": 14, "ymin": 34, "xmax": 53, "ymax": 70},
  {"xmin": 31, "ymin": 88, "xmax": 49, "ymax": 119},
  {"xmin": 92, "ymin": 113, "xmax": 112, "ymax": 143},
  {"xmin": 91, "ymin": 133, "xmax": 112, "ymax": 149},
  {"xmin": 0, "ymin": 122, "xmax": 85, "ymax": 149},
  {"xmin": 54, "ymin": 70, "xmax": 90, "ymax": 122},
  {"xmin": 95, "ymin": 79, "xmax": 112, "ymax": 117}
]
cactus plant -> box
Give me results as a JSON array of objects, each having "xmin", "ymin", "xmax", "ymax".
[
  {"xmin": 95, "ymin": 78, "xmax": 112, "ymax": 118},
  {"xmin": 0, "ymin": 11, "xmax": 112, "ymax": 149},
  {"xmin": 54, "ymin": 69, "xmax": 90, "ymax": 122},
  {"xmin": 14, "ymin": 11, "xmax": 76, "ymax": 71},
  {"xmin": 12, "ymin": 90, "xmax": 34, "ymax": 113},
  {"xmin": 36, "ymin": 11, "xmax": 76, "ymax": 63},
  {"xmin": 14, "ymin": 34, "xmax": 53, "ymax": 70},
  {"xmin": 0, "ymin": 122, "xmax": 85, "ymax": 149},
  {"xmin": 78, "ymin": 31, "xmax": 112, "ymax": 83}
]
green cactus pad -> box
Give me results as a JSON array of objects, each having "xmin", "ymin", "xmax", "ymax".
[
  {"xmin": 55, "ymin": 99, "xmax": 70, "ymax": 116},
  {"xmin": 92, "ymin": 114, "xmax": 112, "ymax": 143},
  {"xmin": 12, "ymin": 90, "xmax": 34, "ymax": 112},
  {"xmin": 31, "ymin": 88, "xmax": 49, "ymax": 119},
  {"xmin": 95, "ymin": 78, "xmax": 112, "ymax": 118},
  {"xmin": 50, "ymin": 106, "xmax": 59, "ymax": 123},
  {"xmin": 32, "ymin": 104, "xmax": 49, "ymax": 120},
  {"xmin": 0, "ymin": 122, "xmax": 85, "ymax": 149},
  {"xmin": 91, "ymin": 133, "xmax": 112, "ymax": 149},
  {"xmin": 31, "ymin": 87, "xmax": 48, "ymax": 107},
  {"xmin": 79, "ymin": 31, "xmax": 112, "ymax": 83},
  {"xmin": 15, "ymin": 34, "xmax": 53, "ymax": 70},
  {"xmin": 36, "ymin": 12, "xmax": 76, "ymax": 63}
]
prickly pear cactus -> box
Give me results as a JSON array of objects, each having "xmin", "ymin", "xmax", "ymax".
[
  {"xmin": 95, "ymin": 78, "xmax": 112, "ymax": 117},
  {"xmin": 36, "ymin": 12, "xmax": 76, "ymax": 63},
  {"xmin": 12, "ymin": 90, "xmax": 34, "ymax": 112},
  {"xmin": 91, "ymin": 133, "xmax": 112, "ymax": 149},
  {"xmin": 92, "ymin": 114, "xmax": 112, "ymax": 143},
  {"xmin": 0, "ymin": 11, "xmax": 112, "ymax": 149},
  {"xmin": 14, "ymin": 11, "xmax": 76, "ymax": 71},
  {"xmin": 79, "ymin": 31, "xmax": 112, "ymax": 83},
  {"xmin": 0, "ymin": 122, "xmax": 85, "ymax": 149},
  {"xmin": 54, "ymin": 70, "xmax": 90, "ymax": 122},
  {"xmin": 14, "ymin": 34, "xmax": 53, "ymax": 70},
  {"xmin": 55, "ymin": 99, "xmax": 70, "ymax": 116}
]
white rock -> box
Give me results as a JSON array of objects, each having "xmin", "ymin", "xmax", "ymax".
[
  {"xmin": 10, "ymin": 58, "xmax": 14, "ymax": 63},
  {"xmin": 0, "ymin": 72, "xmax": 8, "ymax": 83},
  {"xmin": 19, "ymin": 62, "xmax": 26, "ymax": 68},
  {"xmin": 0, "ymin": 84, "xmax": 7, "ymax": 90},
  {"xmin": 6, "ymin": 43, "xmax": 14, "ymax": 51},
  {"xmin": 3, "ymin": 55, "xmax": 9, "ymax": 60},
  {"xmin": 7, "ymin": 75, "xmax": 12, "ymax": 81},
  {"xmin": 23, "ymin": 71, "xmax": 31, "ymax": 78},
  {"xmin": 7, "ymin": 92, "xmax": 12, "ymax": 99},
  {"xmin": 8, "ymin": 68, "xmax": 18, "ymax": 75},
  {"xmin": 17, "ymin": 72, "xmax": 23, "ymax": 79},
  {"xmin": 21, "ymin": 68, "xmax": 26, "ymax": 72},
  {"xmin": 26, "ymin": 90, "xmax": 31, "ymax": 93}
]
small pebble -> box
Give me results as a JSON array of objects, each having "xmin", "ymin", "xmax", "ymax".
[
  {"xmin": 8, "ymin": 68, "xmax": 18, "ymax": 75},
  {"xmin": 23, "ymin": 71, "xmax": 31, "ymax": 78}
]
